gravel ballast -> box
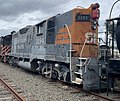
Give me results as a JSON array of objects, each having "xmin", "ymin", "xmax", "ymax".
[{"xmin": 0, "ymin": 63, "xmax": 105, "ymax": 101}]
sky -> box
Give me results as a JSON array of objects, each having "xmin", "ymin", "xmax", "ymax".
[{"xmin": 0, "ymin": 0, "xmax": 120, "ymax": 36}]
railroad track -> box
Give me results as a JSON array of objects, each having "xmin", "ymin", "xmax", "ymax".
[
  {"xmin": 67, "ymin": 83, "xmax": 120, "ymax": 101},
  {"xmin": 48, "ymin": 79, "xmax": 120, "ymax": 101},
  {"xmin": 1, "ymin": 63, "xmax": 120, "ymax": 101},
  {"xmin": 0, "ymin": 75, "xmax": 37, "ymax": 101},
  {"xmin": 70, "ymin": 86, "xmax": 116, "ymax": 101}
]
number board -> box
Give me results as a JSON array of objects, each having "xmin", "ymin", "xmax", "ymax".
[{"xmin": 75, "ymin": 13, "xmax": 90, "ymax": 22}]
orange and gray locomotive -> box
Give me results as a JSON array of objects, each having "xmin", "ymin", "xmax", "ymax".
[{"xmin": 2, "ymin": 3, "xmax": 119, "ymax": 91}]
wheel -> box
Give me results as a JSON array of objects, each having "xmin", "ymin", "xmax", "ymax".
[
  {"xmin": 51, "ymin": 69, "xmax": 58, "ymax": 80},
  {"xmin": 41, "ymin": 63, "xmax": 52, "ymax": 78}
]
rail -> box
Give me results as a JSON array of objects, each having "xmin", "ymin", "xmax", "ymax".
[{"xmin": 0, "ymin": 77, "xmax": 26, "ymax": 101}]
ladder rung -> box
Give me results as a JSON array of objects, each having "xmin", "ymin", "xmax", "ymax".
[
  {"xmin": 68, "ymin": 50, "xmax": 76, "ymax": 52},
  {"xmin": 79, "ymin": 57, "xmax": 87, "ymax": 60},
  {"xmin": 74, "ymin": 72, "xmax": 82, "ymax": 75},
  {"xmin": 100, "ymin": 81, "xmax": 107, "ymax": 84},
  {"xmin": 76, "ymin": 64, "xmax": 83, "ymax": 67},
  {"xmin": 72, "ymin": 78, "xmax": 82, "ymax": 85},
  {"xmin": 44, "ymin": 71, "xmax": 51, "ymax": 75},
  {"xmin": 72, "ymin": 81, "xmax": 81, "ymax": 85}
]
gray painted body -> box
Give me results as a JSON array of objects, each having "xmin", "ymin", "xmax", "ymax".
[{"xmin": 11, "ymin": 11, "xmax": 73, "ymax": 63}]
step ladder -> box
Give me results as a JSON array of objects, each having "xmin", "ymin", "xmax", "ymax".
[{"xmin": 72, "ymin": 58, "xmax": 89, "ymax": 85}]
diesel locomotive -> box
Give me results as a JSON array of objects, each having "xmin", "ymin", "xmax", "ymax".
[{"xmin": 0, "ymin": 3, "xmax": 120, "ymax": 91}]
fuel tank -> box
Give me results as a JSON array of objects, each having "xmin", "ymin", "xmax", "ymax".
[
  {"xmin": 18, "ymin": 61, "xmax": 31, "ymax": 70},
  {"xmin": 17, "ymin": 61, "xmax": 37, "ymax": 72}
]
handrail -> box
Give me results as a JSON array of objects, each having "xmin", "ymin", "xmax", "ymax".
[
  {"xmin": 79, "ymin": 38, "xmax": 87, "ymax": 66},
  {"xmin": 64, "ymin": 24, "xmax": 72, "ymax": 82},
  {"xmin": 84, "ymin": 58, "xmax": 91, "ymax": 73},
  {"xmin": 80, "ymin": 38, "xmax": 87, "ymax": 58},
  {"xmin": 79, "ymin": 38, "xmax": 88, "ymax": 74},
  {"xmin": 80, "ymin": 38, "xmax": 87, "ymax": 62}
]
